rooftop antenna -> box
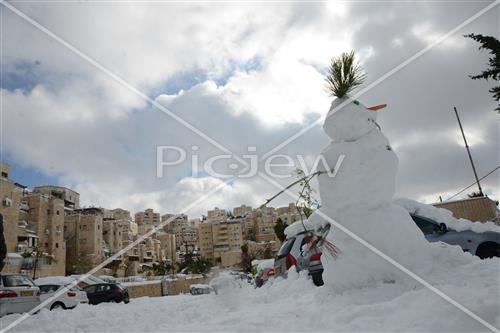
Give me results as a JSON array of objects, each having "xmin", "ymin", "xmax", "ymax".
[{"xmin": 453, "ymin": 106, "xmax": 483, "ymax": 197}]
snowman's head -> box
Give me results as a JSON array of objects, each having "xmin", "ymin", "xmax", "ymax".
[{"xmin": 323, "ymin": 97, "xmax": 382, "ymax": 142}]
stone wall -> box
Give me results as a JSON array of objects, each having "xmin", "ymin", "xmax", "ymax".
[{"xmin": 124, "ymin": 275, "xmax": 209, "ymax": 298}]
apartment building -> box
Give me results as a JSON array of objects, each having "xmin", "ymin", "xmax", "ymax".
[
  {"xmin": 0, "ymin": 162, "xmax": 24, "ymax": 255},
  {"xmin": 0, "ymin": 162, "xmax": 69, "ymax": 276},
  {"xmin": 64, "ymin": 207, "xmax": 104, "ymax": 273},
  {"xmin": 233, "ymin": 205, "xmax": 255, "ymax": 240},
  {"xmin": 21, "ymin": 192, "xmax": 66, "ymax": 276},
  {"xmin": 197, "ymin": 222, "xmax": 214, "ymax": 261},
  {"xmin": 162, "ymin": 213, "xmax": 197, "ymax": 251},
  {"xmin": 33, "ymin": 185, "xmax": 80, "ymax": 212},
  {"xmin": 155, "ymin": 232, "xmax": 177, "ymax": 263},
  {"xmin": 197, "ymin": 213, "xmax": 243, "ymax": 267},
  {"xmin": 276, "ymin": 203, "xmax": 301, "ymax": 225},
  {"xmin": 254, "ymin": 206, "xmax": 277, "ymax": 243},
  {"xmin": 135, "ymin": 208, "xmax": 160, "ymax": 235},
  {"xmin": 207, "ymin": 207, "xmax": 227, "ymax": 223}
]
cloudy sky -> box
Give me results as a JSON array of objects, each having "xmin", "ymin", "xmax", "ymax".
[{"xmin": 1, "ymin": 0, "xmax": 498, "ymax": 218}]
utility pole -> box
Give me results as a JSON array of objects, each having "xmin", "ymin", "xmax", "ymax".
[{"xmin": 453, "ymin": 107, "xmax": 483, "ymax": 197}]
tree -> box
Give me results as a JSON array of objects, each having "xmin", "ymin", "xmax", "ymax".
[
  {"xmin": 177, "ymin": 253, "xmax": 212, "ymax": 275},
  {"xmin": 263, "ymin": 244, "xmax": 273, "ymax": 259},
  {"xmin": 141, "ymin": 260, "xmax": 175, "ymax": 276},
  {"xmin": 467, "ymin": 191, "xmax": 484, "ymax": 198},
  {"xmin": 325, "ymin": 50, "xmax": 366, "ymax": 98},
  {"xmin": 465, "ymin": 34, "xmax": 500, "ymax": 112},
  {"xmin": 66, "ymin": 255, "xmax": 92, "ymax": 275},
  {"xmin": 240, "ymin": 243, "xmax": 253, "ymax": 273},
  {"xmin": 274, "ymin": 218, "xmax": 287, "ymax": 242}
]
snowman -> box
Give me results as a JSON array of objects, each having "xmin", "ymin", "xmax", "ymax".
[{"xmin": 287, "ymin": 52, "xmax": 431, "ymax": 289}]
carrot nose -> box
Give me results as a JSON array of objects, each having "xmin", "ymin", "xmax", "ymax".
[{"xmin": 367, "ymin": 104, "xmax": 387, "ymax": 111}]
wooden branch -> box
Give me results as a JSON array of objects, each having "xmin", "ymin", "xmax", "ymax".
[{"xmin": 258, "ymin": 170, "xmax": 326, "ymax": 209}]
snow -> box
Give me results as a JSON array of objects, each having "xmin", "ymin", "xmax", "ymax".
[
  {"xmin": 256, "ymin": 259, "xmax": 274, "ymax": 272},
  {"xmin": 2, "ymin": 260, "xmax": 498, "ymax": 332},
  {"xmin": 395, "ymin": 197, "xmax": 500, "ymax": 234}
]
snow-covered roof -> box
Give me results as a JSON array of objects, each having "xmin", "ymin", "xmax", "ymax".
[{"xmin": 395, "ymin": 198, "xmax": 500, "ymax": 234}]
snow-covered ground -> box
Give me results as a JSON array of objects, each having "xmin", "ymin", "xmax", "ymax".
[{"xmin": 2, "ymin": 245, "xmax": 498, "ymax": 332}]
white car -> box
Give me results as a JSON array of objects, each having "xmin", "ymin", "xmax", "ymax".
[
  {"xmin": 38, "ymin": 284, "xmax": 89, "ymax": 310},
  {"xmin": 0, "ymin": 273, "xmax": 41, "ymax": 317}
]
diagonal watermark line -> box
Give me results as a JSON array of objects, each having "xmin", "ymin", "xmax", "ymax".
[
  {"xmin": 260, "ymin": 0, "xmax": 499, "ymax": 161},
  {"xmin": 257, "ymin": 171, "xmax": 500, "ymax": 333},
  {"xmin": 6, "ymin": 0, "xmax": 497, "ymax": 3},
  {"xmin": 0, "ymin": 0, "xmax": 249, "ymax": 171},
  {"xmin": 0, "ymin": 177, "xmax": 235, "ymax": 333}
]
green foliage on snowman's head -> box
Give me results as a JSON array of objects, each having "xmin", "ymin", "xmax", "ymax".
[{"xmin": 325, "ymin": 51, "xmax": 366, "ymax": 98}]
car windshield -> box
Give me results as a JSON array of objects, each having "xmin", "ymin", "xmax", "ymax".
[
  {"xmin": 276, "ymin": 238, "xmax": 295, "ymax": 258},
  {"xmin": 39, "ymin": 285, "xmax": 60, "ymax": 293},
  {"xmin": 2, "ymin": 275, "xmax": 35, "ymax": 287},
  {"xmin": 411, "ymin": 215, "xmax": 437, "ymax": 235}
]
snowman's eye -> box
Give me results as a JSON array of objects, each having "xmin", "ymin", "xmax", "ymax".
[{"xmin": 353, "ymin": 100, "xmax": 360, "ymax": 105}]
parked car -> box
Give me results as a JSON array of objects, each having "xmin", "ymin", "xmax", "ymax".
[
  {"xmin": 410, "ymin": 213, "xmax": 500, "ymax": 258},
  {"xmin": 254, "ymin": 259, "xmax": 275, "ymax": 288},
  {"xmin": 0, "ymin": 273, "xmax": 41, "ymax": 317},
  {"xmin": 83, "ymin": 283, "xmax": 129, "ymax": 305},
  {"xmin": 38, "ymin": 284, "xmax": 89, "ymax": 310},
  {"xmin": 190, "ymin": 284, "xmax": 214, "ymax": 295},
  {"xmin": 274, "ymin": 231, "xmax": 324, "ymax": 286}
]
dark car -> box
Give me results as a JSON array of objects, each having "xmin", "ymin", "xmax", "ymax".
[
  {"xmin": 83, "ymin": 283, "xmax": 129, "ymax": 305},
  {"xmin": 410, "ymin": 213, "xmax": 500, "ymax": 258}
]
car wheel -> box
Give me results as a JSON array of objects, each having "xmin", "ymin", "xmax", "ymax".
[
  {"xmin": 476, "ymin": 242, "xmax": 500, "ymax": 259},
  {"xmin": 311, "ymin": 272, "xmax": 324, "ymax": 287},
  {"xmin": 50, "ymin": 302, "xmax": 66, "ymax": 311}
]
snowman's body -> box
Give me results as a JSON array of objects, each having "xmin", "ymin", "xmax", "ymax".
[{"xmin": 291, "ymin": 97, "xmax": 431, "ymax": 289}]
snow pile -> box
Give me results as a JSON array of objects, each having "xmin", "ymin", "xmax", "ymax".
[
  {"xmin": 3, "ymin": 259, "xmax": 498, "ymax": 332},
  {"xmin": 395, "ymin": 197, "xmax": 500, "ymax": 233}
]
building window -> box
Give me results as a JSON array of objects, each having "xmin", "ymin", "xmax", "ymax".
[
  {"xmin": 56, "ymin": 210, "xmax": 60, "ymax": 215},
  {"xmin": 55, "ymin": 243, "xmax": 59, "ymax": 248},
  {"xmin": 47, "ymin": 209, "xmax": 51, "ymax": 215}
]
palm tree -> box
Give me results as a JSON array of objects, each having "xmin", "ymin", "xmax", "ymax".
[{"xmin": 325, "ymin": 51, "xmax": 366, "ymax": 98}]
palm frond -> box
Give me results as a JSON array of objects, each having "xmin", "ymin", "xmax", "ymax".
[{"xmin": 325, "ymin": 51, "xmax": 366, "ymax": 98}]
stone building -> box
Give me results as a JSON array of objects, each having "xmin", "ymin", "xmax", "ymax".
[
  {"xmin": 155, "ymin": 232, "xmax": 177, "ymax": 263},
  {"xmin": 197, "ymin": 222, "xmax": 214, "ymax": 261},
  {"xmin": 197, "ymin": 217, "xmax": 243, "ymax": 267},
  {"xmin": 254, "ymin": 206, "xmax": 277, "ymax": 243},
  {"xmin": 162, "ymin": 213, "xmax": 197, "ymax": 251},
  {"xmin": 64, "ymin": 207, "xmax": 104, "ymax": 273},
  {"xmin": 0, "ymin": 162, "xmax": 69, "ymax": 277},
  {"xmin": 135, "ymin": 208, "xmax": 160, "ymax": 235}
]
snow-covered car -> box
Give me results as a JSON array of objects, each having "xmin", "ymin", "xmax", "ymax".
[
  {"xmin": 253, "ymin": 259, "xmax": 275, "ymax": 288},
  {"xmin": 38, "ymin": 284, "xmax": 89, "ymax": 310},
  {"xmin": 190, "ymin": 284, "xmax": 214, "ymax": 295},
  {"xmin": 274, "ymin": 231, "xmax": 324, "ymax": 286},
  {"xmin": 410, "ymin": 214, "xmax": 500, "ymax": 258},
  {"xmin": 0, "ymin": 273, "xmax": 41, "ymax": 317}
]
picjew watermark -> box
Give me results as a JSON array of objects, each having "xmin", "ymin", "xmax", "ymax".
[{"xmin": 156, "ymin": 145, "xmax": 345, "ymax": 179}]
